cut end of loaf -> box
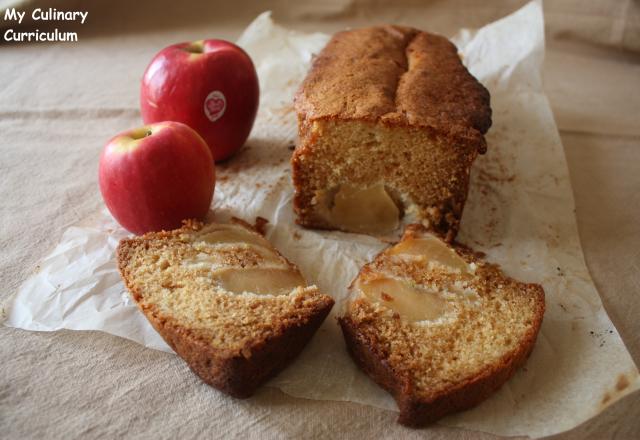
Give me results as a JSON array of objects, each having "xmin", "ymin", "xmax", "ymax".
[
  {"xmin": 340, "ymin": 224, "xmax": 545, "ymax": 426},
  {"xmin": 292, "ymin": 119, "xmax": 478, "ymax": 238},
  {"xmin": 117, "ymin": 220, "xmax": 334, "ymax": 397}
]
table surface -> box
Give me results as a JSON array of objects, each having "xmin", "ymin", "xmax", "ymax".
[{"xmin": 1, "ymin": 1, "xmax": 639, "ymax": 438}]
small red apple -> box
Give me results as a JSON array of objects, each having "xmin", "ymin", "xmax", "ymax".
[
  {"xmin": 99, "ymin": 121, "xmax": 215, "ymax": 235},
  {"xmin": 140, "ymin": 39, "xmax": 259, "ymax": 162}
]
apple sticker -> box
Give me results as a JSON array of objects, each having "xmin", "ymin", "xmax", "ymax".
[{"xmin": 204, "ymin": 91, "xmax": 227, "ymax": 122}]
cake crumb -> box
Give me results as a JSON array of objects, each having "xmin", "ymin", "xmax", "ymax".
[
  {"xmin": 255, "ymin": 217, "xmax": 269, "ymax": 236},
  {"xmin": 616, "ymin": 374, "xmax": 629, "ymax": 391}
]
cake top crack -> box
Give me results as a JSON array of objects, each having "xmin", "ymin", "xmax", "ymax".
[{"xmin": 294, "ymin": 25, "xmax": 492, "ymax": 150}]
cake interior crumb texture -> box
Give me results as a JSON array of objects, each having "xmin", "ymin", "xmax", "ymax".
[
  {"xmin": 340, "ymin": 224, "xmax": 545, "ymax": 426},
  {"xmin": 117, "ymin": 220, "xmax": 334, "ymax": 397},
  {"xmin": 293, "ymin": 25, "xmax": 491, "ymax": 239}
]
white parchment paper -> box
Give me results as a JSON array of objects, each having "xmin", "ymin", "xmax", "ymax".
[{"xmin": 4, "ymin": 2, "xmax": 639, "ymax": 437}]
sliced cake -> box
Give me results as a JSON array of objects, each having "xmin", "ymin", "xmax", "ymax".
[
  {"xmin": 117, "ymin": 219, "xmax": 334, "ymax": 397},
  {"xmin": 339, "ymin": 224, "xmax": 545, "ymax": 426},
  {"xmin": 293, "ymin": 26, "xmax": 491, "ymax": 240}
]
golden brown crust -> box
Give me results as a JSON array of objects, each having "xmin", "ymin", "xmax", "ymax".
[
  {"xmin": 294, "ymin": 25, "xmax": 491, "ymax": 144},
  {"xmin": 137, "ymin": 292, "xmax": 333, "ymax": 398},
  {"xmin": 339, "ymin": 298, "xmax": 544, "ymax": 426},
  {"xmin": 116, "ymin": 220, "xmax": 334, "ymax": 398},
  {"xmin": 339, "ymin": 224, "xmax": 545, "ymax": 426}
]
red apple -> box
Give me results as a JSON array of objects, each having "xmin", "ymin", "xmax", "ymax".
[
  {"xmin": 140, "ymin": 39, "xmax": 259, "ymax": 162},
  {"xmin": 99, "ymin": 121, "xmax": 215, "ymax": 235}
]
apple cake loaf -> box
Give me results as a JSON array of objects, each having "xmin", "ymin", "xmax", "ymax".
[
  {"xmin": 117, "ymin": 219, "xmax": 334, "ymax": 397},
  {"xmin": 339, "ymin": 224, "xmax": 545, "ymax": 426},
  {"xmin": 292, "ymin": 26, "xmax": 491, "ymax": 240}
]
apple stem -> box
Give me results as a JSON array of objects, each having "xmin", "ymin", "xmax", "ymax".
[
  {"xmin": 183, "ymin": 41, "xmax": 204, "ymax": 54},
  {"xmin": 129, "ymin": 127, "xmax": 154, "ymax": 141}
]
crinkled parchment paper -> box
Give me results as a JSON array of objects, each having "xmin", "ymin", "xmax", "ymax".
[{"xmin": 4, "ymin": 2, "xmax": 639, "ymax": 437}]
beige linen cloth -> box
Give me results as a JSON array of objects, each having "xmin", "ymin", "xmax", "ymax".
[{"xmin": 1, "ymin": 0, "xmax": 639, "ymax": 439}]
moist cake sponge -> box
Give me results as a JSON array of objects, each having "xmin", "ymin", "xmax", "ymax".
[
  {"xmin": 117, "ymin": 219, "xmax": 334, "ymax": 398},
  {"xmin": 292, "ymin": 26, "xmax": 491, "ymax": 239},
  {"xmin": 339, "ymin": 224, "xmax": 545, "ymax": 426}
]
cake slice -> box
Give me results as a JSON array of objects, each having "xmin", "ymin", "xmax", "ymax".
[
  {"xmin": 293, "ymin": 26, "xmax": 491, "ymax": 240},
  {"xmin": 117, "ymin": 219, "xmax": 334, "ymax": 397},
  {"xmin": 339, "ymin": 225, "xmax": 545, "ymax": 426}
]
